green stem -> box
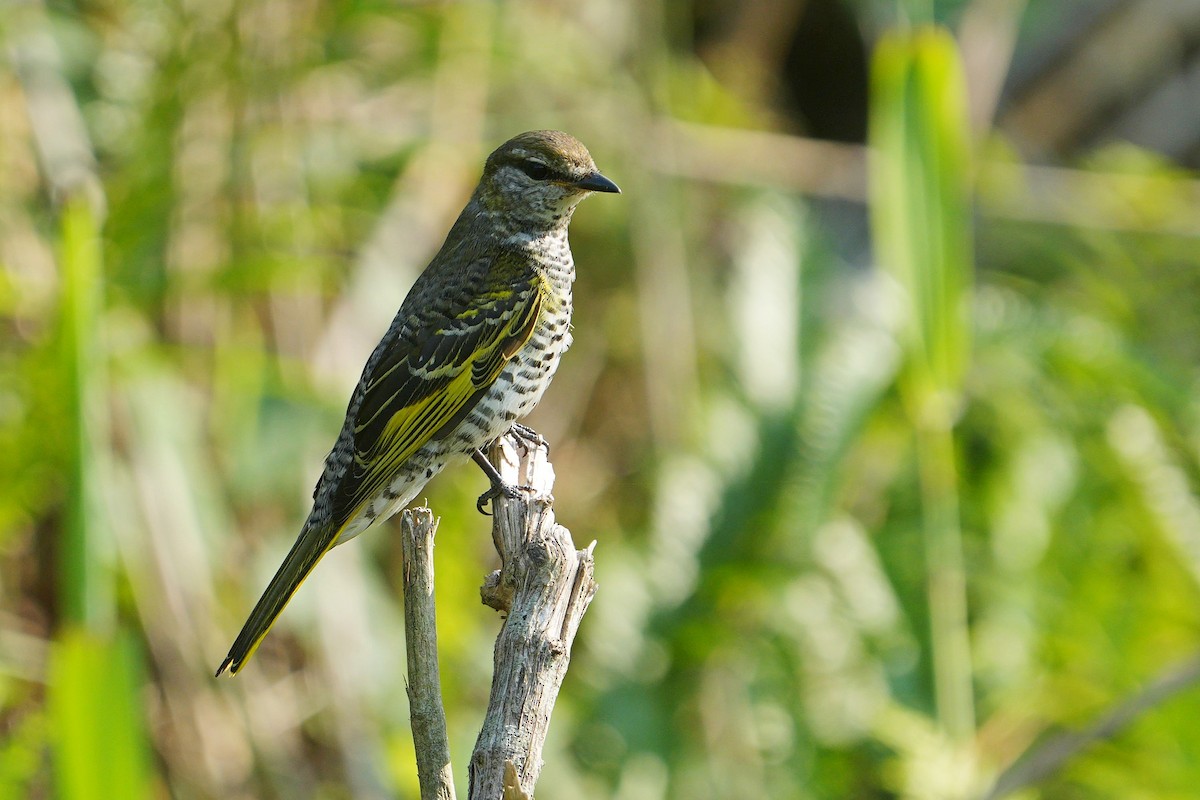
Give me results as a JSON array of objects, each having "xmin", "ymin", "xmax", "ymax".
[
  {"xmin": 915, "ymin": 414, "xmax": 974, "ymax": 742},
  {"xmin": 60, "ymin": 196, "xmax": 108, "ymax": 631}
]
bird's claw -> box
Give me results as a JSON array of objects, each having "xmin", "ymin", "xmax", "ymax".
[
  {"xmin": 510, "ymin": 423, "xmax": 549, "ymax": 456},
  {"xmin": 476, "ymin": 479, "xmax": 533, "ymax": 515}
]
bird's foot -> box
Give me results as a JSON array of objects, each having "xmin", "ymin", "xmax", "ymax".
[
  {"xmin": 475, "ymin": 479, "xmax": 532, "ymax": 515},
  {"xmin": 471, "ymin": 448, "xmax": 532, "ymax": 515},
  {"xmin": 509, "ymin": 423, "xmax": 549, "ymax": 456}
]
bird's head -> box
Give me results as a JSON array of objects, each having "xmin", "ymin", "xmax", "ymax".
[{"xmin": 478, "ymin": 130, "xmax": 620, "ymax": 228}]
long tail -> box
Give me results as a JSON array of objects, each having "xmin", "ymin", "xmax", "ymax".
[{"xmin": 216, "ymin": 521, "xmax": 341, "ymax": 676}]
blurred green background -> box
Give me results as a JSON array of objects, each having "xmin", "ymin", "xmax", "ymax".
[{"xmin": 5, "ymin": 0, "xmax": 1200, "ymax": 797}]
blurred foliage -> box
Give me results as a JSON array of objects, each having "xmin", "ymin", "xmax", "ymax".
[{"xmin": 4, "ymin": 1, "xmax": 1200, "ymax": 798}]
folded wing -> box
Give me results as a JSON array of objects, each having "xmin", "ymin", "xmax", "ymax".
[{"xmin": 329, "ymin": 267, "xmax": 544, "ymax": 529}]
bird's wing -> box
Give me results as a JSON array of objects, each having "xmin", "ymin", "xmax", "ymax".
[
  {"xmin": 328, "ymin": 263, "xmax": 544, "ymax": 527},
  {"xmin": 216, "ymin": 260, "xmax": 542, "ymax": 677}
]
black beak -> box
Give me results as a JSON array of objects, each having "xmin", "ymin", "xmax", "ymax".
[{"xmin": 574, "ymin": 172, "xmax": 621, "ymax": 194}]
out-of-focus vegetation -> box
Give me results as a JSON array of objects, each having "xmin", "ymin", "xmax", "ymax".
[{"xmin": 4, "ymin": 0, "xmax": 1200, "ymax": 797}]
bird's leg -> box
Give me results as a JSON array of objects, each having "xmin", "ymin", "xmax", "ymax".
[
  {"xmin": 509, "ymin": 422, "xmax": 549, "ymax": 456},
  {"xmin": 472, "ymin": 447, "xmax": 532, "ymax": 515}
]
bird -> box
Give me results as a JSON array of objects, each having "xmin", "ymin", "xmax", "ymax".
[{"xmin": 216, "ymin": 131, "xmax": 619, "ymax": 676}]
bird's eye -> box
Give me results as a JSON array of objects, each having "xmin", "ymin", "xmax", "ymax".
[{"xmin": 518, "ymin": 160, "xmax": 552, "ymax": 181}]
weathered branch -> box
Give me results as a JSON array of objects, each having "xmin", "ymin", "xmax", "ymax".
[
  {"xmin": 401, "ymin": 508, "xmax": 457, "ymax": 800},
  {"xmin": 401, "ymin": 435, "xmax": 597, "ymax": 800},
  {"xmin": 468, "ymin": 436, "xmax": 598, "ymax": 800}
]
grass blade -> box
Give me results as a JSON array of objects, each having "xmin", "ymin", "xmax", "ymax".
[{"xmin": 869, "ymin": 26, "xmax": 976, "ymax": 742}]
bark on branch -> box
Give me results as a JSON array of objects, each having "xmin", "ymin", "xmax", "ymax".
[
  {"xmin": 400, "ymin": 433, "xmax": 597, "ymax": 800},
  {"xmin": 469, "ymin": 436, "xmax": 598, "ymax": 800},
  {"xmin": 402, "ymin": 508, "xmax": 457, "ymax": 800}
]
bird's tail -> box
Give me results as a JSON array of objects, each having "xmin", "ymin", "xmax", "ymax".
[{"xmin": 216, "ymin": 520, "xmax": 341, "ymax": 676}]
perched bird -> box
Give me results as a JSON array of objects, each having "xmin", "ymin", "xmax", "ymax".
[{"xmin": 217, "ymin": 131, "xmax": 619, "ymax": 676}]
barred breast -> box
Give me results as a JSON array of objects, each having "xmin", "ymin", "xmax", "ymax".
[
  {"xmin": 448, "ymin": 298, "xmax": 572, "ymax": 451},
  {"xmin": 444, "ymin": 230, "xmax": 576, "ymax": 454}
]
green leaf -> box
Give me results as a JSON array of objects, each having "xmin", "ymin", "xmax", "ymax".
[
  {"xmin": 58, "ymin": 196, "xmax": 109, "ymax": 629},
  {"xmin": 869, "ymin": 26, "xmax": 976, "ymax": 743},
  {"xmin": 48, "ymin": 628, "xmax": 152, "ymax": 800},
  {"xmin": 869, "ymin": 26, "xmax": 973, "ymax": 412}
]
